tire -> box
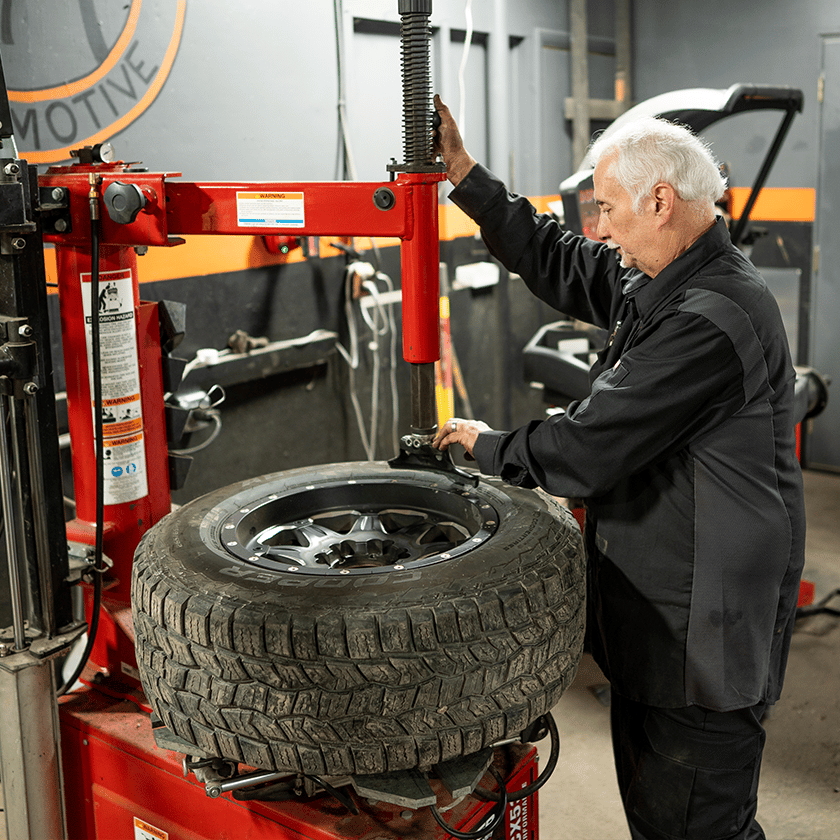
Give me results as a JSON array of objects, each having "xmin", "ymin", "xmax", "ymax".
[{"xmin": 131, "ymin": 461, "xmax": 585, "ymax": 777}]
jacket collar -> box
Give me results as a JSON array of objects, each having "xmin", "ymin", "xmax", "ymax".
[{"xmin": 620, "ymin": 216, "xmax": 731, "ymax": 317}]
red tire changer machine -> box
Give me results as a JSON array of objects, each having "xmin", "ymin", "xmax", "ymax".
[{"xmin": 0, "ymin": 2, "xmax": 550, "ymax": 838}]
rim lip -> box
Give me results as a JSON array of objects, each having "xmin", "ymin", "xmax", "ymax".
[{"xmin": 217, "ymin": 477, "xmax": 499, "ymax": 576}]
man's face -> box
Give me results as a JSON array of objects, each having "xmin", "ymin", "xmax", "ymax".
[{"xmin": 593, "ymin": 153, "xmax": 658, "ymax": 275}]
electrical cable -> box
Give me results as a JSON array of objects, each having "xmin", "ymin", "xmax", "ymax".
[
  {"xmin": 332, "ymin": 0, "xmax": 358, "ymax": 181},
  {"xmin": 430, "ymin": 765, "xmax": 508, "ymax": 840},
  {"xmin": 457, "ymin": 0, "xmax": 474, "ymax": 137},
  {"xmin": 58, "ymin": 181, "xmax": 104, "ymax": 697},
  {"xmin": 375, "ymin": 271, "xmax": 401, "ymax": 454},
  {"xmin": 474, "ymin": 713, "xmax": 561, "ymax": 803},
  {"xmin": 335, "ymin": 266, "xmax": 402, "ymax": 461},
  {"xmin": 335, "ymin": 266, "xmax": 374, "ymax": 460},
  {"xmin": 359, "ymin": 276, "xmax": 395, "ymax": 459},
  {"xmin": 168, "ymin": 410, "xmax": 222, "ymax": 456}
]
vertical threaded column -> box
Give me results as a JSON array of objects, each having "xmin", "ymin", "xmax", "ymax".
[{"xmin": 399, "ymin": 0, "xmax": 434, "ymax": 168}]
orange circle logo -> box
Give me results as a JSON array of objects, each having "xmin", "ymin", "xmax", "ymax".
[{"xmin": 4, "ymin": 0, "xmax": 185, "ymax": 163}]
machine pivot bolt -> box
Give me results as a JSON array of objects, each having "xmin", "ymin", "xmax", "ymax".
[
  {"xmin": 51, "ymin": 187, "xmax": 65, "ymax": 201},
  {"xmin": 54, "ymin": 219, "xmax": 68, "ymax": 233},
  {"xmin": 11, "ymin": 238, "xmax": 25, "ymax": 251},
  {"xmin": 373, "ymin": 187, "xmax": 396, "ymax": 211},
  {"xmin": 23, "ymin": 382, "xmax": 39, "ymax": 395},
  {"xmin": 18, "ymin": 324, "xmax": 33, "ymax": 338},
  {"xmin": 4, "ymin": 162, "xmax": 20, "ymax": 176}
]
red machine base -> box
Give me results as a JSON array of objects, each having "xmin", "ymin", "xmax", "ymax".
[{"xmin": 59, "ymin": 688, "xmax": 539, "ymax": 840}]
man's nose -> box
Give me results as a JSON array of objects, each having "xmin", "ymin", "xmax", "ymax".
[{"xmin": 596, "ymin": 213, "xmax": 609, "ymax": 241}]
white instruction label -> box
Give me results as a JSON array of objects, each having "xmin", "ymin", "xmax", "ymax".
[
  {"xmin": 81, "ymin": 268, "xmax": 149, "ymax": 505},
  {"xmin": 236, "ymin": 190, "xmax": 305, "ymax": 227},
  {"xmin": 134, "ymin": 817, "xmax": 168, "ymax": 840}
]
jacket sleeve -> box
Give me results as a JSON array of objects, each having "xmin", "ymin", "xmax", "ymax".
[
  {"xmin": 450, "ymin": 164, "xmax": 624, "ymax": 329},
  {"xmin": 473, "ymin": 309, "xmax": 745, "ymax": 497}
]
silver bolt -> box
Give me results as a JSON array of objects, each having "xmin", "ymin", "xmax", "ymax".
[
  {"xmin": 207, "ymin": 785, "xmax": 221, "ymax": 798},
  {"xmin": 401, "ymin": 810, "xmax": 413, "ymax": 821},
  {"xmin": 0, "ymin": 643, "xmax": 10, "ymax": 657},
  {"xmin": 340, "ymin": 569, "xmax": 350, "ymax": 575},
  {"xmin": 393, "ymin": 565, "xmax": 405, "ymax": 570},
  {"xmin": 23, "ymin": 382, "xmax": 38, "ymax": 395},
  {"xmin": 4, "ymin": 162, "xmax": 20, "ymax": 176},
  {"xmin": 18, "ymin": 324, "xmax": 33, "ymax": 338},
  {"xmin": 11, "ymin": 238, "xmax": 25, "ymax": 251},
  {"xmin": 51, "ymin": 187, "xmax": 65, "ymax": 201},
  {"xmin": 54, "ymin": 218, "xmax": 68, "ymax": 232}
]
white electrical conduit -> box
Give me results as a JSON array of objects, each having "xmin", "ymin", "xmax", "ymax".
[
  {"xmin": 335, "ymin": 263, "xmax": 400, "ymax": 461},
  {"xmin": 458, "ymin": 0, "xmax": 474, "ymax": 137}
]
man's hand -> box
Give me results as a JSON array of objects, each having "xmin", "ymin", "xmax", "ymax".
[
  {"xmin": 433, "ymin": 95, "xmax": 477, "ymax": 187},
  {"xmin": 432, "ymin": 417, "xmax": 491, "ymax": 459}
]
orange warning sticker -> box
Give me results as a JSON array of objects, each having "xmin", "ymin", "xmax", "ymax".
[{"xmin": 133, "ymin": 817, "xmax": 168, "ymax": 840}]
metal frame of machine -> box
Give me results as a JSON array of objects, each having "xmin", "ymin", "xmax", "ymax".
[{"xmin": 0, "ymin": 2, "xmax": 549, "ymax": 838}]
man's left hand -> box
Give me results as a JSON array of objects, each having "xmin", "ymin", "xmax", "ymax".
[{"xmin": 432, "ymin": 417, "xmax": 491, "ymax": 459}]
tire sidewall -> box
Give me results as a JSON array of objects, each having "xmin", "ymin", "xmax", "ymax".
[{"xmin": 137, "ymin": 461, "xmax": 581, "ymax": 612}]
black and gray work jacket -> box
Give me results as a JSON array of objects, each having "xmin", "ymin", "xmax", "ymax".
[{"xmin": 452, "ymin": 164, "xmax": 806, "ymax": 712}]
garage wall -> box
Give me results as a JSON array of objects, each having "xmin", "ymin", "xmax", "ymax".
[
  {"xmin": 632, "ymin": 0, "xmax": 833, "ymax": 190},
  {"xmin": 632, "ymin": 0, "xmax": 839, "ymax": 467},
  {"xmin": 8, "ymin": 0, "xmax": 837, "ymax": 501},
  {"xmin": 7, "ymin": 0, "xmax": 616, "ymax": 502}
]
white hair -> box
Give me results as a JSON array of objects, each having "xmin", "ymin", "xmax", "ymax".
[{"xmin": 588, "ymin": 116, "xmax": 727, "ymax": 213}]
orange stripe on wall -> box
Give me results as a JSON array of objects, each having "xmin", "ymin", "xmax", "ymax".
[
  {"xmin": 44, "ymin": 234, "xmax": 311, "ymax": 290},
  {"xmin": 438, "ymin": 196, "xmax": 561, "ymax": 242},
  {"xmin": 730, "ymin": 187, "xmax": 815, "ymax": 223},
  {"xmin": 42, "ymin": 195, "xmax": 562, "ymax": 288}
]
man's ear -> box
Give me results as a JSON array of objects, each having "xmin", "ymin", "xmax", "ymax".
[{"xmin": 652, "ymin": 182, "xmax": 676, "ymax": 224}]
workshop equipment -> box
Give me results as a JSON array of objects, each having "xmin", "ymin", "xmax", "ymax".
[{"xmin": 0, "ymin": 2, "xmax": 566, "ymax": 837}]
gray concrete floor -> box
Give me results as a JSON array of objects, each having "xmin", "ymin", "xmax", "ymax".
[{"xmin": 541, "ymin": 469, "xmax": 840, "ymax": 840}]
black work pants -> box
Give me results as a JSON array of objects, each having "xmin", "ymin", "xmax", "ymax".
[{"xmin": 610, "ymin": 692, "xmax": 768, "ymax": 840}]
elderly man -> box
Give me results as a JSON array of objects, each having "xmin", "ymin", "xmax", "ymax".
[{"xmin": 432, "ymin": 96, "xmax": 805, "ymax": 840}]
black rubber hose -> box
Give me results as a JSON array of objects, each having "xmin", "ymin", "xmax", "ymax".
[
  {"xmin": 473, "ymin": 712, "xmax": 561, "ymax": 803},
  {"xmin": 58, "ymin": 188, "xmax": 104, "ymax": 697},
  {"xmin": 430, "ymin": 765, "xmax": 508, "ymax": 840}
]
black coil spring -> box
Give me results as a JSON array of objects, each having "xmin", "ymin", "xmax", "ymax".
[{"xmin": 400, "ymin": 13, "xmax": 433, "ymax": 166}]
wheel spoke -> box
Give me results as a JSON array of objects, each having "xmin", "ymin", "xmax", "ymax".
[{"xmin": 226, "ymin": 483, "xmax": 495, "ymax": 574}]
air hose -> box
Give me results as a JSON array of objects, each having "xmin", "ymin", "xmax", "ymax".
[{"xmin": 58, "ymin": 175, "xmax": 105, "ymax": 696}]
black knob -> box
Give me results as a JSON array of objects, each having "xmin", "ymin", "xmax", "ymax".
[{"xmin": 103, "ymin": 181, "xmax": 146, "ymax": 224}]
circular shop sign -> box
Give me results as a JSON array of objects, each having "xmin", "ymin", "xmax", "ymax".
[{"xmin": 5, "ymin": 0, "xmax": 185, "ymax": 164}]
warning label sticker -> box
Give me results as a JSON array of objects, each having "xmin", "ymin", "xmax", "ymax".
[
  {"xmin": 134, "ymin": 817, "xmax": 168, "ymax": 840},
  {"xmin": 81, "ymin": 268, "xmax": 149, "ymax": 505},
  {"xmin": 236, "ymin": 190, "xmax": 305, "ymax": 227}
]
